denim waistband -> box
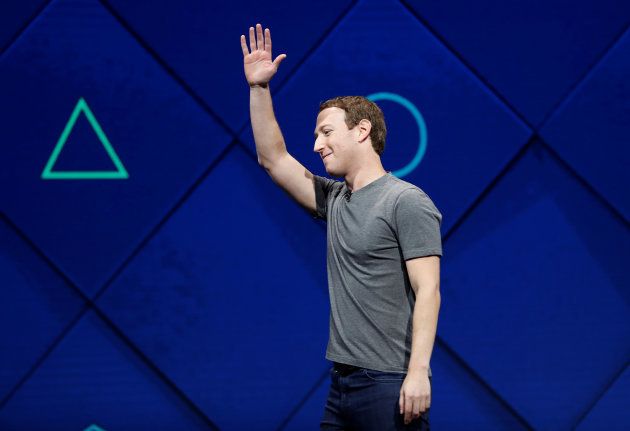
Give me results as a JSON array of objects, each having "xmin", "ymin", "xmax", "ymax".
[{"xmin": 333, "ymin": 362, "xmax": 361, "ymax": 376}]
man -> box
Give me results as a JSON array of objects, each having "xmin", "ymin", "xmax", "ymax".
[{"xmin": 241, "ymin": 24, "xmax": 442, "ymax": 430}]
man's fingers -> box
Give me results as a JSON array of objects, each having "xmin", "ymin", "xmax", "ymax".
[
  {"xmin": 240, "ymin": 35, "xmax": 249, "ymax": 56},
  {"xmin": 421, "ymin": 394, "xmax": 430, "ymax": 412},
  {"xmin": 412, "ymin": 398, "xmax": 421, "ymax": 419},
  {"xmin": 399, "ymin": 391, "xmax": 404, "ymax": 415},
  {"xmin": 256, "ymin": 23, "xmax": 263, "ymax": 50},
  {"xmin": 404, "ymin": 395, "xmax": 414, "ymax": 423},
  {"xmin": 265, "ymin": 28, "xmax": 272, "ymax": 54},
  {"xmin": 248, "ymin": 26, "xmax": 255, "ymax": 52}
]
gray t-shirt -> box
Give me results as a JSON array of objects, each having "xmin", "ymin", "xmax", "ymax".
[{"xmin": 313, "ymin": 172, "xmax": 442, "ymax": 375}]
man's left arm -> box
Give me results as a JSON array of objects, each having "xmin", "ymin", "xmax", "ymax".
[{"xmin": 399, "ymin": 255, "xmax": 441, "ymax": 425}]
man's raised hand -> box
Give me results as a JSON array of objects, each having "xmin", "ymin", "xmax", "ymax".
[{"xmin": 241, "ymin": 24, "xmax": 287, "ymax": 87}]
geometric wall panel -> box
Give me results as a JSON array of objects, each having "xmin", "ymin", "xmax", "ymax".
[
  {"xmin": 0, "ymin": 218, "xmax": 84, "ymax": 402},
  {"xmin": 1, "ymin": 0, "xmax": 627, "ymax": 428},
  {"xmin": 0, "ymin": 311, "xmax": 211, "ymax": 430},
  {"xmin": 242, "ymin": 0, "xmax": 532, "ymax": 234},
  {"xmin": 405, "ymin": 0, "xmax": 630, "ymax": 125},
  {"xmin": 98, "ymin": 145, "xmax": 330, "ymax": 430},
  {"xmin": 576, "ymin": 365, "xmax": 630, "ymax": 430},
  {"xmin": 106, "ymin": 0, "xmax": 355, "ymax": 131},
  {"xmin": 429, "ymin": 344, "xmax": 529, "ymax": 430},
  {"xmin": 281, "ymin": 371, "xmax": 330, "ymax": 431},
  {"xmin": 541, "ymin": 28, "xmax": 630, "ymax": 221},
  {"xmin": 439, "ymin": 142, "xmax": 630, "ymax": 430},
  {"xmin": 0, "ymin": 1, "xmax": 46, "ymax": 52},
  {"xmin": 0, "ymin": 0, "xmax": 233, "ymax": 295}
]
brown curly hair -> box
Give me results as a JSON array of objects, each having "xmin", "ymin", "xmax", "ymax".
[{"xmin": 319, "ymin": 96, "xmax": 387, "ymax": 155}]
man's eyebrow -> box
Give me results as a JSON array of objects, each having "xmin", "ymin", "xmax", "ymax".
[{"xmin": 314, "ymin": 123, "xmax": 333, "ymax": 139}]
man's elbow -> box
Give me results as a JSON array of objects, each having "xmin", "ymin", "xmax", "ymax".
[{"xmin": 414, "ymin": 282, "xmax": 440, "ymax": 297}]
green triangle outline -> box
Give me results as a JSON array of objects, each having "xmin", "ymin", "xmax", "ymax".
[{"xmin": 41, "ymin": 97, "xmax": 129, "ymax": 180}]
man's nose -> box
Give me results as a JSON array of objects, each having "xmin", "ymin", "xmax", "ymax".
[{"xmin": 314, "ymin": 138, "xmax": 323, "ymax": 153}]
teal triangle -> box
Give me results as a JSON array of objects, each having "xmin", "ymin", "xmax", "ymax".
[{"xmin": 41, "ymin": 98, "xmax": 129, "ymax": 180}]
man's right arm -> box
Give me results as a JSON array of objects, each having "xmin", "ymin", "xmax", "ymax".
[
  {"xmin": 242, "ymin": 24, "xmax": 316, "ymax": 214},
  {"xmin": 250, "ymin": 84, "xmax": 316, "ymax": 213}
]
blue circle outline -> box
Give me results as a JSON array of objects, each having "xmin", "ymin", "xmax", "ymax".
[{"xmin": 367, "ymin": 92, "xmax": 427, "ymax": 178}]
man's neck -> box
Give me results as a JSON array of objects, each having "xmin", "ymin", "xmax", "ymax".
[{"xmin": 344, "ymin": 162, "xmax": 388, "ymax": 192}]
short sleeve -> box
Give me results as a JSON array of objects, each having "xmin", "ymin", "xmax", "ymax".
[
  {"xmin": 313, "ymin": 175, "xmax": 339, "ymax": 220},
  {"xmin": 394, "ymin": 188, "xmax": 443, "ymax": 260}
]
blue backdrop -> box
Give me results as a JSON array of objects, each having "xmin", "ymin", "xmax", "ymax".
[{"xmin": 1, "ymin": 0, "xmax": 629, "ymax": 429}]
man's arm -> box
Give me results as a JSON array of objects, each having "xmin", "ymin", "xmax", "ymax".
[
  {"xmin": 399, "ymin": 255, "xmax": 441, "ymax": 425},
  {"xmin": 241, "ymin": 24, "xmax": 317, "ymax": 213}
]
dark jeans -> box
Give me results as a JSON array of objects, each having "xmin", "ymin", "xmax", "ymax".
[{"xmin": 320, "ymin": 363, "xmax": 430, "ymax": 430}]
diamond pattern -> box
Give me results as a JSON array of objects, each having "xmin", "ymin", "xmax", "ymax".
[
  {"xmin": 404, "ymin": 0, "xmax": 630, "ymax": 126},
  {"xmin": 105, "ymin": 0, "xmax": 355, "ymax": 131},
  {"xmin": 97, "ymin": 146, "xmax": 330, "ymax": 430},
  {"xmin": 438, "ymin": 141, "xmax": 630, "ymax": 429},
  {"xmin": 541, "ymin": 27, "xmax": 630, "ymax": 221},
  {"xmin": 0, "ymin": 0, "xmax": 233, "ymax": 295},
  {"xmin": 1, "ymin": 0, "xmax": 628, "ymax": 428},
  {"xmin": 0, "ymin": 217, "xmax": 84, "ymax": 401},
  {"xmin": 0, "ymin": 0, "xmax": 46, "ymax": 53},
  {"xmin": 576, "ymin": 365, "xmax": 630, "ymax": 430},
  {"xmin": 0, "ymin": 311, "xmax": 212, "ymax": 430}
]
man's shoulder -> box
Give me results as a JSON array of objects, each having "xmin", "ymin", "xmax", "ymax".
[
  {"xmin": 383, "ymin": 175, "xmax": 441, "ymax": 221},
  {"xmin": 383, "ymin": 174, "xmax": 430, "ymax": 200}
]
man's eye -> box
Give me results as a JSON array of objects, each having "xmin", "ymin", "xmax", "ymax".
[{"xmin": 324, "ymin": 130, "xmax": 332, "ymax": 135}]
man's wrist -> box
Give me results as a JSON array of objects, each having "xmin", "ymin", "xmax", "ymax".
[
  {"xmin": 249, "ymin": 82, "xmax": 269, "ymax": 89},
  {"xmin": 407, "ymin": 364, "xmax": 429, "ymax": 376}
]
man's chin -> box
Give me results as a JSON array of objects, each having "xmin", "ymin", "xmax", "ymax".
[{"xmin": 324, "ymin": 166, "xmax": 337, "ymax": 176}]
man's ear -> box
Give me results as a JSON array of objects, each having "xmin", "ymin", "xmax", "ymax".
[{"xmin": 357, "ymin": 119, "xmax": 372, "ymax": 143}]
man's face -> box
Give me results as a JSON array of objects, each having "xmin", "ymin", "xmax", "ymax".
[{"xmin": 313, "ymin": 107, "xmax": 357, "ymax": 177}]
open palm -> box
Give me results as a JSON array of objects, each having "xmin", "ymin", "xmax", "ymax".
[{"xmin": 241, "ymin": 24, "xmax": 286, "ymax": 86}]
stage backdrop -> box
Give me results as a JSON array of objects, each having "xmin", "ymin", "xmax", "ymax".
[{"xmin": 1, "ymin": 0, "xmax": 629, "ymax": 429}]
